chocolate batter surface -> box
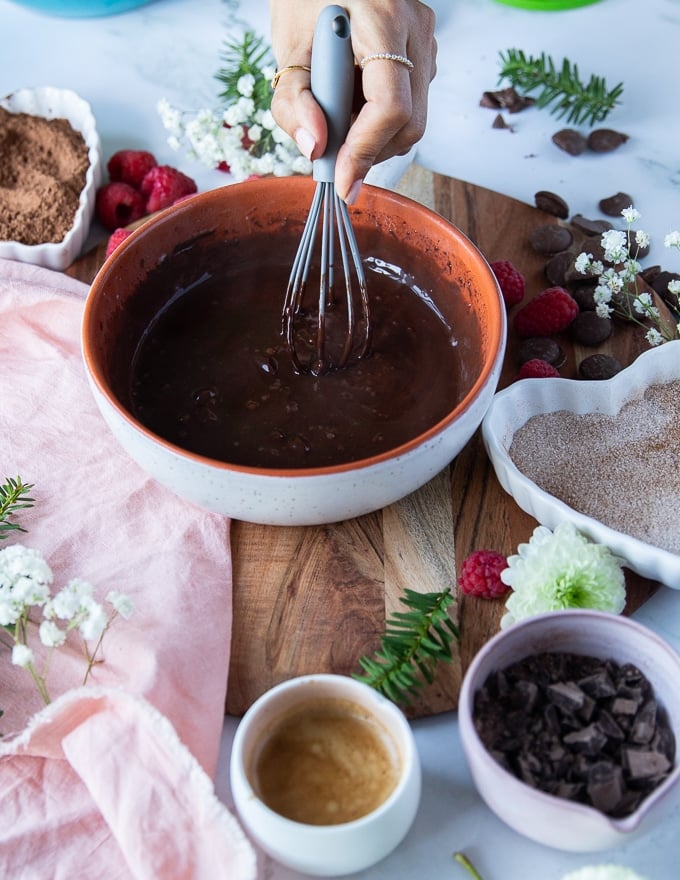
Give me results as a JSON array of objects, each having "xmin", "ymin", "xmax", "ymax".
[{"xmin": 130, "ymin": 258, "xmax": 463, "ymax": 469}]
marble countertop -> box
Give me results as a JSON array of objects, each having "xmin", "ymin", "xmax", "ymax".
[{"xmin": 2, "ymin": 0, "xmax": 679, "ymax": 876}]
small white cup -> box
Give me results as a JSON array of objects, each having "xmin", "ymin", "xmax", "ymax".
[{"xmin": 229, "ymin": 674, "xmax": 421, "ymax": 876}]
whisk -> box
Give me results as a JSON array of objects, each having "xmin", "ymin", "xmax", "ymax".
[{"xmin": 282, "ymin": 5, "xmax": 371, "ymax": 376}]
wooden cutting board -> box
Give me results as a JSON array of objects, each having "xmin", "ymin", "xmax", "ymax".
[{"xmin": 66, "ymin": 167, "xmax": 662, "ymax": 718}]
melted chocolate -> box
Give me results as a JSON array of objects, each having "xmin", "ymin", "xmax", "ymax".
[{"xmin": 128, "ymin": 252, "xmax": 465, "ymax": 469}]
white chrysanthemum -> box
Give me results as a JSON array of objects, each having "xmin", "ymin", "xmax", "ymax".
[
  {"xmin": 561, "ymin": 866, "xmax": 649, "ymax": 880},
  {"xmin": 500, "ymin": 522, "xmax": 626, "ymax": 629},
  {"xmin": 620, "ymin": 206, "xmax": 640, "ymax": 223},
  {"xmin": 39, "ymin": 619, "xmax": 66, "ymax": 648},
  {"xmin": 12, "ymin": 643, "xmax": 34, "ymax": 668},
  {"xmin": 106, "ymin": 591, "xmax": 134, "ymax": 619},
  {"xmin": 664, "ymin": 230, "xmax": 680, "ymax": 249}
]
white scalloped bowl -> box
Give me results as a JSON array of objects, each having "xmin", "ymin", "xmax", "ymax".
[
  {"xmin": 482, "ymin": 341, "xmax": 680, "ymax": 588},
  {"xmin": 0, "ymin": 87, "xmax": 103, "ymax": 270}
]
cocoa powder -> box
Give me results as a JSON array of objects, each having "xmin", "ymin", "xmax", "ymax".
[
  {"xmin": 0, "ymin": 106, "xmax": 89, "ymax": 245},
  {"xmin": 509, "ymin": 381, "xmax": 680, "ymax": 555}
]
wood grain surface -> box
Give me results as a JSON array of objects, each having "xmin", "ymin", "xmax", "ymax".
[{"xmin": 67, "ymin": 167, "xmax": 662, "ymax": 718}]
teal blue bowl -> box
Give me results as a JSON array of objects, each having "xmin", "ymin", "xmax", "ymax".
[{"xmin": 8, "ymin": 0, "xmax": 154, "ymax": 16}]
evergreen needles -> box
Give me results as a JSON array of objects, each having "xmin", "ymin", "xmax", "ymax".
[
  {"xmin": 354, "ymin": 587, "xmax": 459, "ymax": 706},
  {"xmin": 215, "ymin": 30, "xmax": 274, "ymax": 112},
  {"xmin": 0, "ymin": 475, "xmax": 34, "ymax": 540},
  {"xmin": 498, "ymin": 48, "xmax": 623, "ymax": 126}
]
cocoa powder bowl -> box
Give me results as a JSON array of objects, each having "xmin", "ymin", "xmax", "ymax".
[{"xmin": 82, "ymin": 177, "xmax": 506, "ymax": 525}]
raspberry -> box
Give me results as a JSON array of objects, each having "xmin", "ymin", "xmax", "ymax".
[
  {"xmin": 105, "ymin": 227, "xmax": 133, "ymax": 259},
  {"xmin": 107, "ymin": 149, "xmax": 157, "ymax": 189},
  {"xmin": 513, "ymin": 286, "xmax": 579, "ymax": 337},
  {"xmin": 95, "ymin": 182, "xmax": 146, "ymax": 231},
  {"xmin": 140, "ymin": 165, "xmax": 197, "ymax": 214},
  {"xmin": 516, "ymin": 358, "xmax": 561, "ymax": 380},
  {"xmin": 458, "ymin": 550, "xmax": 509, "ymax": 599},
  {"xmin": 490, "ymin": 259, "xmax": 525, "ymax": 307}
]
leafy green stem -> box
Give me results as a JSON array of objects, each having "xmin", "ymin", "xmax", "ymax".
[
  {"xmin": 454, "ymin": 852, "xmax": 486, "ymax": 880},
  {"xmin": 0, "ymin": 476, "xmax": 34, "ymax": 540}
]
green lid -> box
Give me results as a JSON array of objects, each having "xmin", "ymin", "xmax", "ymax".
[{"xmin": 494, "ymin": 0, "xmax": 603, "ymax": 9}]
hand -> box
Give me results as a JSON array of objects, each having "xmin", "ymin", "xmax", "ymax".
[{"xmin": 269, "ymin": 0, "xmax": 437, "ymax": 203}]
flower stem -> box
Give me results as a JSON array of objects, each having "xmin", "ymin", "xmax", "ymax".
[{"xmin": 453, "ymin": 852, "xmax": 486, "ymax": 880}]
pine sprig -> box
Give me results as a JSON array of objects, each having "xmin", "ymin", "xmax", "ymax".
[
  {"xmin": 215, "ymin": 30, "xmax": 274, "ymax": 112},
  {"xmin": 354, "ymin": 587, "xmax": 459, "ymax": 706},
  {"xmin": 498, "ymin": 48, "xmax": 623, "ymax": 126},
  {"xmin": 0, "ymin": 476, "xmax": 34, "ymax": 540}
]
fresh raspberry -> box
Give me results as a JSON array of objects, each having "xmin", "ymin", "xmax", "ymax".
[
  {"xmin": 516, "ymin": 358, "xmax": 561, "ymax": 380},
  {"xmin": 95, "ymin": 182, "xmax": 146, "ymax": 231},
  {"xmin": 140, "ymin": 165, "xmax": 197, "ymax": 214},
  {"xmin": 107, "ymin": 149, "xmax": 157, "ymax": 189},
  {"xmin": 513, "ymin": 286, "xmax": 579, "ymax": 337},
  {"xmin": 105, "ymin": 227, "xmax": 133, "ymax": 258},
  {"xmin": 490, "ymin": 259, "xmax": 525, "ymax": 307},
  {"xmin": 458, "ymin": 550, "xmax": 509, "ymax": 599}
]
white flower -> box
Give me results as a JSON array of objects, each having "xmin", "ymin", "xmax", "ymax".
[
  {"xmin": 106, "ymin": 590, "xmax": 134, "ymax": 619},
  {"xmin": 634, "ymin": 229, "xmax": 650, "ymax": 249},
  {"xmin": 39, "ymin": 619, "xmax": 66, "ymax": 648},
  {"xmin": 620, "ymin": 206, "xmax": 640, "ymax": 223},
  {"xmin": 156, "ymin": 98, "xmax": 184, "ymax": 137},
  {"xmin": 633, "ymin": 291, "xmax": 653, "ymax": 313},
  {"xmin": 237, "ymin": 72, "xmax": 255, "ymax": 98},
  {"xmin": 0, "ymin": 599, "xmax": 20, "ymax": 626},
  {"xmin": 574, "ymin": 252, "xmax": 592, "ymax": 274},
  {"xmin": 12, "ymin": 643, "xmax": 34, "ymax": 668},
  {"xmin": 78, "ymin": 597, "xmax": 108, "ymax": 642},
  {"xmin": 500, "ymin": 522, "xmax": 626, "ymax": 629},
  {"xmin": 664, "ymin": 230, "xmax": 680, "ymax": 249},
  {"xmin": 646, "ymin": 327, "xmax": 664, "ymax": 347},
  {"xmin": 47, "ymin": 577, "xmax": 94, "ymax": 620},
  {"xmin": 0, "ymin": 545, "xmax": 53, "ymax": 619},
  {"xmin": 561, "ymin": 866, "xmax": 650, "ymax": 880},
  {"xmin": 601, "ymin": 229, "xmax": 628, "ymax": 264}
]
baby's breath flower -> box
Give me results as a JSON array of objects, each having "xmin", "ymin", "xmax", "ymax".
[
  {"xmin": 574, "ymin": 251, "xmax": 592, "ymax": 274},
  {"xmin": 601, "ymin": 228, "xmax": 628, "ymax": 263},
  {"xmin": 634, "ymin": 229, "xmax": 650, "ymax": 249},
  {"xmin": 561, "ymin": 866, "xmax": 650, "ymax": 880},
  {"xmin": 107, "ymin": 590, "xmax": 134, "ymax": 619},
  {"xmin": 12, "ymin": 643, "xmax": 34, "ymax": 668},
  {"xmin": 77, "ymin": 597, "xmax": 108, "ymax": 642},
  {"xmin": 668, "ymin": 279, "xmax": 680, "ymax": 296},
  {"xmin": 500, "ymin": 522, "xmax": 626, "ymax": 629},
  {"xmin": 620, "ymin": 206, "xmax": 639, "ymax": 223},
  {"xmin": 664, "ymin": 230, "xmax": 680, "ymax": 249},
  {"xmin": 39, "ymin": 619, "xmax": 66, "ymax": 649},
  {"xmin": 237, "ymin": 72, "xmax": 255, "ymax": 98},
  {"xmin": 645, "ymin": 327, "xmax": 664, "ymax": 347}
]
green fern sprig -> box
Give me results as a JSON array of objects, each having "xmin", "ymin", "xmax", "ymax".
[
  {"xmin": 354, "ymin": 587, "xmax": 459, "ymax": 706},
  {"xmin": 0, "ymin": 476, "xmax": 34, "ymax": 540},
  {"xmin": 498, "ymin": 48, "xmax": 623, "ymax": 126},
  {"xmin": 215, "ymin": 30, "xmax": 274, "ymax": 112}
]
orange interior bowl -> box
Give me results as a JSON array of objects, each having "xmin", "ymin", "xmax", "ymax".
[{"xmin": 82, "ymin": 176, "xmax": 506, "ymax": 525}]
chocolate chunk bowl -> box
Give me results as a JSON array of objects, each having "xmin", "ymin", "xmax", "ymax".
[{"xmin": 82, "ymin": 177, "xmax": 505, "ymax": 525}]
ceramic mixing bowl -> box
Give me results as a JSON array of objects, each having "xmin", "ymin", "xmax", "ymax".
[
  {"xmin": 459, "ymin": 610, "xmax": 680, "ymax": 852},
  {"xmin": 82, "ymin": 177, "xmax": 506, "ymax": 525}
]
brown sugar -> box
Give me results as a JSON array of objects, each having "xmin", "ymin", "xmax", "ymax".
[
  {"xmin": 509, "ymin": 380, "xmax": 680, "ymax": 555},
  {"xmin": 0, "ymin": 106, "xmax": 89, "ymax": 245}
]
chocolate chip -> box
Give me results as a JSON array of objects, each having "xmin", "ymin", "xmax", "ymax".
[
  {"xmin": 492, "ymin": 113, "xmax": 512, "ymax": 130},
  {"xmin": 588, "ymin": 129, "xmax": 629, "ymax": 153},
  {"xmin": 578, "ymin": 354, "xmax": 623, "ymax": 380},
  {"xmin": 535, "ymin": 190, "xmax": 569, "ymax": 219},
  {"xmin": 570, "ymin": 311, "xmax": 613, "ymax": 346},
  {"xmin": 569, "ymin": 283, "xmax": 597, "ymax": 311},
  {"xmin": 530, "ymin": 224, "xmax": 574, "ymax": 255},
  {"xmin": 544, "ymin": 251, "xmax": 576, "ymax": 286},
  {"xmin": 480, "ymin": 87, "xmax": 536, "ymax": 113},
  {"xmin": 598, "ymin": 192, "xmax": 635, "ymax": 216},
  {"xmin": 552, "ymin": 128, "xmax": 588, "ymax": 155},
  {"xmin": 571, "ymin": 214, "xmax": 615, "ymax": 236},
  {"xmin": 517, "ymin": 337, "xmax": 565, "ymax": 367}
]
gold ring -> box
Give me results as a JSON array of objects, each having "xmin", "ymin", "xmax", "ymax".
[
  {"xmin": 359, "ymin": 53, "xmax": 414, "ymax": 72},
  {"xmin": 271, "ymin": 65, "xmax": 312, "ymax": 90}
]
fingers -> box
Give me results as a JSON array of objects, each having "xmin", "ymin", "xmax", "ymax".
[{"xmin": 269, "ymin": 0, "xmax": 437, "ymax": 202}]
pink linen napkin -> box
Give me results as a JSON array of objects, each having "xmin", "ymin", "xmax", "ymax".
[{"xmin": 0, "ymin": 258, "xmax": 256, "ymax": 879}]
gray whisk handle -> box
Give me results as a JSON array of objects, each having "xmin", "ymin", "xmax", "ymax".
[{"xmin": 311, "ymin": 5, "xmax": 354, "ymax": 183}]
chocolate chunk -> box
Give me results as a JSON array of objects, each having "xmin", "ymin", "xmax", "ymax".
[
  {"xmin": 535, "ymin": 190, "xmax": 569, "ymax": 219},
  {"xmin": 598, "ymin": 192, "xmax": 634, "ymax": 216},
  {"xmin": 552, "ymin": 128, "xmax": 588, "ymax": 156},
  {"xmin": 480, "ymin": 87, "xmax": 536, "ymax": 113},
  {"xmin": 517, "ymin": 337, "xmax": 565, "ymax": 368},
  {"xmin": 596, "ymin": 709, "xmax": 625, "ymax": 742},
  {"xmin": 571, "ymin": 214, "xmax": 615, "ymax": 236},
  {"xmin": 578, "ymin": 353, "xmax": 623, "ymax": 380},
  {"xmin": 611, "ymin": 697, "xmax": 640, "ymax": 716},
  {"xmin": 640, "ymin": 265, "xmax": 662, "ymax": 286},
  {"xmin": 588, "ymin": 129, "xmax": 629, "ymax": 153},
  {"xmin": 570, "ymin": 311, "xmax": 613, "ymax": 346},
  {"xmin": 623, "ymin": 748, "xmax": 672, "ymax": 780},
  {"xmin": 544, "ymin": 251, "xmax": 576, "ymax": 286},
  {"xmin": 652, "ymin": 270, "xmax": 680, "ymax": 299},
  {"xmin": 530, "ymin": 224, "xmax": 574, "ymax": 255},
  {"xmin": 579, "ymin": 669, "xmax": 617, "ymax": 698},
  {"xmin": 548, "ymin": 681, "xmax": 586, "ymax": 712},
  {"xmin": 587, "ymin": 762, "xmax": 625, "ymax": 814},
  {"xmin": 492, "ymin": 113, "xmax": 512, "ymax": 130},
  {"xmin": 563, "ymin": 723, "xmax": 608, "ymax": 755},
  {"xmin": 631, "ymin": 701, "xmax": 657, "ymax": 745}
]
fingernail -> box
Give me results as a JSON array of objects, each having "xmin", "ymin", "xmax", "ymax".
[
  {"xmin": 294, "ymin": 127, "xmax": 316, "ymax": 160},
  {"xmin": 345, "ymin": 179, "xmax": 363, "ymax": 206}
]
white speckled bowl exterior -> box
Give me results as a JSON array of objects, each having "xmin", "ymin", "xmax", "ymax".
[
  {"xmin": 82, "ymin": 177, "xmax": 506, "ymax": 525},
  {"xmin": 482, "ymin": 340, "xmax": 680, "ymax": 588},
  {"xmin": 459, "ymin": 610, "xmax": 680, "ymax": 852},
  {"xmin": 0, "ymin": 87, "xmax": 103, "ymax": 270},
  {"xmin": 229, "ymin": 674, "xmax": 421, "ymax": 876}
]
